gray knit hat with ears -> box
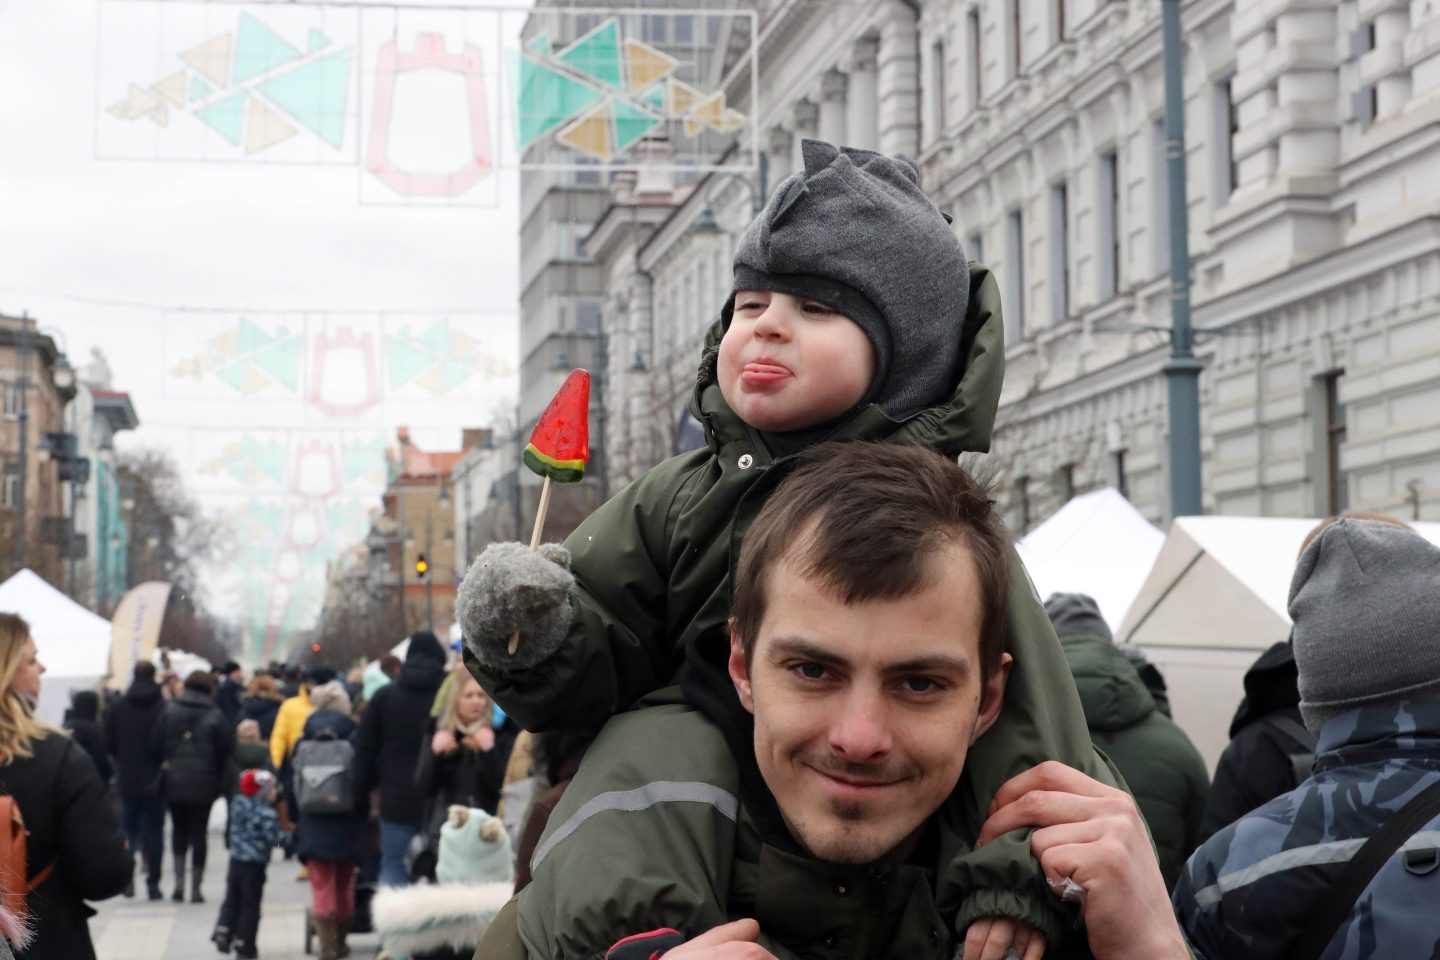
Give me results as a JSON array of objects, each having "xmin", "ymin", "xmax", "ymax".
[
  {"xmin": 1289, "ymin": 518, "xmax": 1440, "ymax": 734},
  {"xmin": 731, "ymin": 138, "xmax": 969, "ymax": 422}
]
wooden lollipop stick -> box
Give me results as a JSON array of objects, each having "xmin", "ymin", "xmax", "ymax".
[{"xmin": 509, "ymin": 475, "xmax": 554, "ymax": 655}]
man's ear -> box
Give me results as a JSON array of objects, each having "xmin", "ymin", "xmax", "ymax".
[
  {"xmin": 970, "ymin": 652, "xmax": 1012, "ymax": 745},
  {"xmin": 727, "ymin": 619, "xmax": 755, "ymax": 715}
]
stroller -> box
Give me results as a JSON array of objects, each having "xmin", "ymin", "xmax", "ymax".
[{"xmin": 371, "ymin": 806, "xmax": 513, "ymax": 958}]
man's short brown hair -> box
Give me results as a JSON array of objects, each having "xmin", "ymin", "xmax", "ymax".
[{"xmin": 730, "ymin": 443, "xmax": 1013, "ymax": 682}]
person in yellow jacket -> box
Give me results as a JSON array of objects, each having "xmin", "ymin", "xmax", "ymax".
[{"xmin": 269, "ymin": 667, "xmax": 333, "ymax": 768}]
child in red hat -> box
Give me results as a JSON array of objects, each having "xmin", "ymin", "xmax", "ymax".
[{"xmin": 212, "ymin": 769, "xmax": 282, "ymax": 958}]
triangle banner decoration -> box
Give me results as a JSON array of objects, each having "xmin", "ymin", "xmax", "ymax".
[
  {"xmin": 642, "ymin": 83, "xmax": 666, "ymax": 113},
  {"xmin": 245, "ymin": 96, "xmax": 299, "ymax": 155},
  {"xmin": 258, "ymin": 48, "xmax": 353, "ymax": 149},
  {"xmin": 443, "ymin": 362, "xmax": 472, "ymax": 392},
  {"xmin": 194, "ymin": 90, "xmax": 248, "ymax": 146},
  {"xmin": 667, "ymin": 77, "xmax": 700, "ymax": 117},
  {"xmin": 623, "ymin": 38, "xmax": 677, "ymax": 95},
  {"xmin": 235, "ymin": 317, "xmax": 272, "ymax": 355},
  {"xmin": 107, "ymin": 83, "xmax": 162, "ymax": 122},
  {"xmin": 693, "ymin": 91, "xmax": 727, "ymax": 131},
  {"xmin": 612, "ymin": 97, "xmax": 662, "ymax": 154},
  {"xmin": 190, "ymin": 76, "xmax": 214, "ymax": 102},
  {"xmin": 386, "ymin": 334, "xmax": 435, "ymax": 389},
  {"xmin": 307, "ymin": 28, "xmax": 331, "ymax": 53},
  {"xmin": 418, "ymin": 318, "xmax": 451, "ymax": 356},
  {"xmin": 153, "ymin": 71, "xmax": 186, "ymax": 107},
  {"xmin": 511, "ymin": 51, "xmax": 605, "ymax": 150},
  {"xmin": 181, "ymin": 32, "xmax": 233, "ymax": 88},
  {"xmin": 556, "ymin": 100, "xmax": 614, "ymax": 162},
  {"xmin": 555, "ymin": 18, "xmax": 622, "ymax": 91},
  {"xmin": 253, "ymin": 338, "xmax": 302, "ymax": 390},
  {"xmin": 527, "ymin": 31, "xmax": 552, "ymax": 57},
  {"xmin": 683, "ymin": 115, "xmax": 704, "ymax": 138},
  {"xmin": 233, "ymin": 12, "xmax": 303, "ymax": 85},
  {"xmin": 719, "ymin": 107, "xmax": 746, "ymax": 133}
]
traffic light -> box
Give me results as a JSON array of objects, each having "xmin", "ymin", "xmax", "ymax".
[
  {"xmin": 311, "ymin": 642, "xmax": 322, "ymax": 654},
  {"xmin": 415, "ymin": 554, "xmax": 429, "ymax": 579}
]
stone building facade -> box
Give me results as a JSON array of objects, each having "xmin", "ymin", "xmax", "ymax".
[{"xmin": 582, "ymin": 0, "xmax": 1440, "ymax": 530}]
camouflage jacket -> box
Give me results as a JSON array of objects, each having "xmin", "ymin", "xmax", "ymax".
[{"xmin": 1174, "ymin": 699, "xmax": 1440, "ymax": 959}]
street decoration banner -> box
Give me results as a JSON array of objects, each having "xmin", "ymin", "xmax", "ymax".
[{"xmin": 108, "ymin": 580, "xmax": 174, "ymax": 689}]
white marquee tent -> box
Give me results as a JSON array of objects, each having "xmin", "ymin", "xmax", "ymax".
[
  {"xmin": 1117, "ymin": 516, "xmax": 1440, "ymax": 769},
  {"xmin": 1016, "ymin": 487, "xmax": 1166, "ymax": 632},
  {"xmin": 0, "ymin": 569, "xmax": 112, "ymax": 725}
]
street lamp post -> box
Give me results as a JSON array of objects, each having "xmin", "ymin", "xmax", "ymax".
[{"xmin": 1161, "ymin": 0, "xmax": 1204, "ymax": 518}]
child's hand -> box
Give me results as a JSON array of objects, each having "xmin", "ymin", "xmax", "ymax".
[
  {"xmin": 962, "ymin": 917, "xmax": 1046, "ymax": 960},
  {"xmin": 456, "ymin": 541, "xmax": 576, "ymax": 670}
]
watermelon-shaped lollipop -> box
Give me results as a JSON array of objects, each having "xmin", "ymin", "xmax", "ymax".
[
  {"xmin": 523, "ymin": 369, "xmax": 590, "ymax": 483},
  {"xmin": 509, "ymin": 369, "xmax": 590, "ymax": 655}
]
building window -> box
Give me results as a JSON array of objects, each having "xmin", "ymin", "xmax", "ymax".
[
  {"xmin": 1322, "ymin": 371, "xmax": 1348, "ymax": 514},
  {"xmin": 967, "ymin": 231, "xmax": 984, "ymax": 264},
  {"xmin": 0, "ymin": 381, "xmax": 17, "ymax": 418},
  {"xmin": 1152, "ymin": 118, "xmax": 1170, "ymax": 277},
  {"xmin": 1, "ymin": 461, "xmax": 19, "ymax": 509},
  {"xmin": 1113, "ymin": 449, "xmax": 1129, "ymax": 499},
  {"xmin": 674, "ymin": 14, "xmax": 693, "ymax": 45},
  {"xmin": 928, "ymin": 38, "xmax": 947, "ymax": 140},
  {"xmin": 1009, "ymin": 0, "xmax": 1023, "ymax": 78},
  {"xmin": 1057, "ymin": 463, "xmax": 1075, "ymax": 502},
  {"xmin": 1006, "ymin": 207, "xmax": 1026, "ymax": 342},
  {"xmin": 1016, "ymin": 475, "xmax": 1032, "ymax": 530},
  {"xmin": 1099, "ymin": 149, "xmax": 1120, "ymax": 300},
  {"xmin": 1049, "ymin": 181, "xmax": 1070, "ymax": 326},
  {"xmin": 575, "ymin": 299, "xmax": 602, "ymax": 332},
  {"xmin": 1214, "ymin": 78, "xmax": 1238, "ymax": 202},
  {"xmin": 967, "ymin": 7, "xmax": 983, "ymax": 109}
]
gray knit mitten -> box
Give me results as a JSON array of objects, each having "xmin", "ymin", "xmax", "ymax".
[{"xmin": 456, "ymin": 541, "xmax": 574, "ymax": 672}]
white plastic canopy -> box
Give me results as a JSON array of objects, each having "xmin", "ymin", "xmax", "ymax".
[
  {"xmin": 1117, "ymin": 516, "xmax": 1440, "ymax": 769},
  {"xmin": 0, "ymin": 569, "xmax": 113, "ymax": 724},
  {"xmin": 1016, "ymin": 487, "xmax": 1165, "ymax": 632}
]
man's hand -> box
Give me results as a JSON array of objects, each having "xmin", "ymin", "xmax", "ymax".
[
  {"xmin": 979, "ymin": 761, "xmax": 1189, "ymax": 960},
  {"xmin": 963, "ymin": 917, "xmax": 1045, "ymax": 960},
  {"xmin": 658, "ymin": 920, "xmax": 776, "ymax": 960}
]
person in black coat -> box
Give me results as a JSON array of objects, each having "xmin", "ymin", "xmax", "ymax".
[
  {"xmin": 238, "ymin": 673, "xmax": 285, "ymax": 743},
  {"xmin": 62, "ymin": 689, "xmax": 111, "ymax": 784},
  {"xmin": 1196, "ymin": 639, "xmax": 1314, "ymax": 843},
  {"xmin": 412, "ymin": 670, "xmax": 517, "ymax": 880},
  {"xmin": 352, "ymin": 630, "xmax": 446, "ymax": 887},
  {"xmin": 215, "ymin": 660, "xmax": 245, "ymax": 730},
  {"xmin": 104, "ymin": 659, "xmax": 168, "ymax": 900},
  {"xmin": 0, "ymin": 613, "xmax": 130, "ymax": 960},
  {"xmin": 155, "ymin": 670, "xmax": 230, "ymax": 903},
  {"xmin": 295, "ymin": 682, "xmax": 365, "ymax": 960}
]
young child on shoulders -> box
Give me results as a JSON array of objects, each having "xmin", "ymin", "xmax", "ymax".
[{"xmin": 458, "ymin": 138, "xmax": 1119, "ymax": 951}]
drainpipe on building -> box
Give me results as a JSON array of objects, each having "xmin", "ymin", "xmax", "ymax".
[
  {"xmin": 15, "ymin": 314, "xmax": 29, "ymax": 575},
  {"xmin": 1161, "ymin": 0, "xmax": 1204, "ymax": 519}
]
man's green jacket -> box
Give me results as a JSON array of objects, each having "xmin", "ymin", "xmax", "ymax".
[{"xmin": 468, "ymin": 264, "xmax": 1122, "ymax": 944}]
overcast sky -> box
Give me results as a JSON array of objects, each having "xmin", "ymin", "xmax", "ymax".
[{"xmin": 0, "ymin": 0, "xmax": 534, "ymax": 655}]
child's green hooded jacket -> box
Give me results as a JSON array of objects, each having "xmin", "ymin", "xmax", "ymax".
[{"xmin": 467, "ymin": 263, "xmax": 1124, "ymax": 944}]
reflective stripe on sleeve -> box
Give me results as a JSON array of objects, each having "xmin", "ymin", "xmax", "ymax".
[{"xmin": 531, "ymin": 780, "xmax": 741, "ymax": 873}]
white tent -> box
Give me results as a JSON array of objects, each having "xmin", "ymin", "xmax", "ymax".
[
  {"xmin": 1016, "ymin": 487, "xmax": 1166, "ymax": 631},
  {"xmin": 1117, "ymin": 516, "xmax": 1440, "ymax": 769},
  {"xmin": 0, "ymin": 569, "xmax": 113, "ymax": 725}
]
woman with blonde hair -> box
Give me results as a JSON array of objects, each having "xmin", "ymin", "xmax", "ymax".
[
  {"xmin": 412, "ymin": 669, "xmax": 517, "ymax": 880},
  {"xmin": 0, "ymin": 613, "xmax": 129, "ymax": 958}
]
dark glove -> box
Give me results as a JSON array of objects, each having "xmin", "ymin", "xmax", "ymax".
[{"xmin": 606, "ymin": 929, "xmax": 686, "ymax": 960}]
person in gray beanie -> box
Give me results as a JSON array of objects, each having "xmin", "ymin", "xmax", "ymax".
[
  {"xmin": 1289, "ymin": 516, "xmax": 1440, "ymax": 733},
  {"xmin": 1174, "ymin": 516, "xmax": 1440, "ymax": 959},
  {"xmin": 459, "ymin": 138, "xmax": 1125, "ymax": 953}
]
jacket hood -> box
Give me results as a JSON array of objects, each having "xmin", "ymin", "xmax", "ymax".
[
  {"xmin": 175, "ymin": 688, "xmax": 215, "ymax": 710},
  {"xmin": 690, "ymin": 261, "xmax": 1006, "ymax": 459},
  {"xmin": 399, "ymin": 631, "xmax": 447, "ymax": 691},
  {"xmin": 1044, "ymin": 593, "xmax": 1113, "ymax": 644},
  {"xmin": 1229, "ymin": 639, "xmax": 1302, "ymax": 737},
  {"xmin": 125, "ymin": 677, "xmax": 163, "ymax": 707},
  {"xmin": 69, "ymin": 690, "xmax": 100, "ymax": 721},
  {"xmin": 1058, "ymin": 633, "xmax": 1155, "ymax": 732}
]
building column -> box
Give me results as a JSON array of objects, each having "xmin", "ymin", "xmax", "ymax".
[
  {"xmin": 790, "ymin": 99, "xmax": 819, "ymax": 170},
  {"xmin": 766, "ymin": 125, "xmax": 794, "ymax": 184},
  {"xmin": 877, "ymin": 0, "xmax": 920, "ymax": 157},
  {"xmin": 819, "ymin": 69, "xmax": 848, "ymax": 145},
  {"xmin": 846, "ymin": 35, "xmax": 881, "ymax": 150}
]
